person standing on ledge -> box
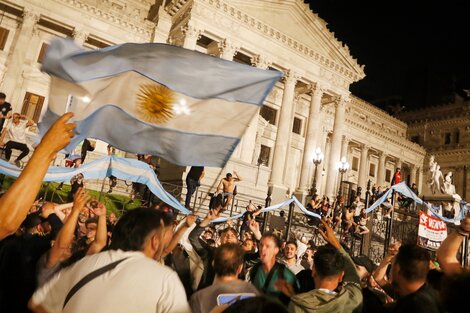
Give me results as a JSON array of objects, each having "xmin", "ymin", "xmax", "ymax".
[
  {"xmin": 185, "ymin": 166, "xmax": 204, "ymax": 210},
  {"xmin": 216, "ymin": 171, "xmax": 241, "ymax": 210}
]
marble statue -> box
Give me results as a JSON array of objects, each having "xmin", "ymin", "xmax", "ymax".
[{"xmin": 426, "ymin": 156, "xmax": 463, "ymax": 223}]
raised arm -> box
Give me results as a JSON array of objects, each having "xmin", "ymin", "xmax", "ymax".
[
  {"xmin": 233, "ymin": 171, "xmax": 242, "ymax": 182},
  {"xmin": 0, "ymin": 112, "xmax": 76, "ymax": 240},
  {"xmin": 373, "ymin": 241, "xmax": 400, "ymax": 287},
  {"xmin": 163, "ymin": 215, "xmax": 197, "ymax": 258},
  {"xmin": 22, "ymin": 114, "xmax": 35, "ymax": 127},
  {"xmin": 47, "ymin": 189, "xmax": 89, "ymax": 268},
  {"xmin": 86, "ymin": 202, "xmax": 108, "ymax": 255},
  {"xmin": 437, "ymin": 213, "xmax": 470, "ymax": 275}
]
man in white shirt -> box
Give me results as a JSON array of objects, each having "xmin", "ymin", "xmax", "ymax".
[
  {"xmin": 29, "ymin": 207, "xmax": 191, "ymax": 313},
  {"xmin": 2, "ymin": 113, "xmax": 34, "ymax": 167}
]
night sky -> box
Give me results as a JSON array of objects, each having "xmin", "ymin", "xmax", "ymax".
[{"xmin": 306, "ymin": 0, "xmax": 470, "ymax": 112}]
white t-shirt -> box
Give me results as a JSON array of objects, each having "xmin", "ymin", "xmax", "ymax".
[
  {"xmin": 32, "ymin": 250, "xmax": 191, "ymax": 313},
  {"xmin": 6, "ymin": 120, "xmax": 28, "ymax": 143}
]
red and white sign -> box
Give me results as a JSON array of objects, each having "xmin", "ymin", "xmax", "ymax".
[{"xmin": 417, "ymin": 210, "xmax": 447, "ymax": 250}]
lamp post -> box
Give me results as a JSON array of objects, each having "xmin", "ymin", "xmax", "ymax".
[
  {"xmin": 337, "ymin": 156, "xmax": 350, "ymax": 198},
  {"xmin": 310, "ymin": 147, "xmax": 324, "ymax": 197}
]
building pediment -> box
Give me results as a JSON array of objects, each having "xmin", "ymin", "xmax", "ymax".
[{"xmin": 229, "ymin": 0, "xmax": 365, "ymax": 80}]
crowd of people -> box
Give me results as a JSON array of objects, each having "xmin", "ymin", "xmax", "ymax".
[{"xmin": 0, "ymin": 108, "xmax": 469, "ymax": 313}]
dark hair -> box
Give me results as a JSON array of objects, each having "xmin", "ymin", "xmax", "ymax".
[
  {"xmin": 260, "ymin": 233, "xmax": 281, "ymax": 248},
  {"xmin": 285, "ymin": 240, "xmax": 298, "ymax": 249},
  {"xmin": 213, "ymin": 243, "xmax": 245, "ymax": 277},
  {"xmin": 220, "ymin": 227, "xmax": 238, "ymax": 238},
  {"xmin": 85, "ymin": 217, "xmax": 98, "ymax": 226},
  {"xmin": 223, "ymin": 296, "xmax": 288, "ymax": 313},
  {"xmin": 313, "ymin": 245, "xmax": 345, "ymax": 278},
  {"xmin": 0, "ymin": 92, "xmax": 5, "ymax": 99},
  {"xmin": 226, "ymin": 173, "xmax": 232, "ymax": 178},
  {"xmin": 394, "ymin": 244, "xmax": 430, "ymax": 282},
  {"xmin": 22, "ymin": 212, "xmax": 42, "ymax": 229},
  {"xmin": 109, "ymin": 208, "xmax": 173, "ymax": 251}
]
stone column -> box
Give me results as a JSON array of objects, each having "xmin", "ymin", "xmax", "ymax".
[
  {"xmin": 410, "ymin": 165, "xmax": 417, "ymax": 185},
  {"xmin": 320, "ymin": 134, "xmax": 331, "ymax": 196},
  {"xmin": 324, "ymin": 97, "xmax": 347, "ymax": 198},
  {"xmin": 73, "ymin": 29, "xmax": 89, "ymax": 46},
  {"xmin": 240, "ymin": 55, "xmax": 271, "ymax": 164},
  {"xmin": 395, "ymin": 158, "xmax": 402, "ymax": 170},
  {"xmin": 377, "ymin": 152, "xmax": 386, "ymax": 187},
  {"xmin": 151, "ymin": 5, "xmax": 172, "ymax": 43},
  {"xmin": 357, "ymin": 144, "xmax": 369, "ymax": 191},
  {"xmin": 1, "ymin": 9, "xmax": 40, "ymax": 109},
  {"xmin": 182, "ymin": 25, "xmax": 201, "ymax": 50},
  {"xmin": 341, "ymin": 136, "xmax": 349, "ymax": 159},
  {"xmin": 297, "ymin": 84, "xmax": 325, "ymax": 193},
  {"xmin": 418, "ymin": 167, "xmax": 423, "ymax": 194},
  {"xmin": 218, "ymin": 39, "xmax": 239, "ymax": 60},
  {"xmin": 315, "ymin": 129, "xmax": 329, "ymax": 195},
  {"xmin": 269, "ymin": 70, "xmax": 298, "ymax": 200}
]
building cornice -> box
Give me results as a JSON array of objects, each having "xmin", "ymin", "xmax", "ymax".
[
  {"xmin": 350, "ymin": 95, "xmax": 408, "ymax": 129},
  {"xmin": 54, "ymin": 0, "xmax": 155, "ymax": 37},
  {"xmin": 324, "ymin": 106, "xmax": 426, "ymax": 158},
  {"xmin": 167, "ymin": 0, "xmax": 364, "ymax": 83}
]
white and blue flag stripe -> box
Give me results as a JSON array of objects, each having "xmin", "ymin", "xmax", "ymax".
[{"xmin": 39, "ymin": 39, "xmax": 282, "ymax": 167}]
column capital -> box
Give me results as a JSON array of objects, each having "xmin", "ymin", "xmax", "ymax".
[
  {"xmin": 311, "ymin": 83, "xmax": 326, "ymax": 98},
  {"xmin": 377, "ymin": 151, "xmax": 387, "ymax": 159},
  {"xmin": 73, "ymin": 29, "xmax": 89, "ymax": 45},
  {"xmin": 181, "ymin": 25, "xmax": 202, "ymax": 40},
  {"xmin": 360, "ymin": 143, "xmax": 370, "ymax": 151},
  {"xmin": 22, "ymin": 8, "xmax": 40, "ymax": 26},
  {"xmin": 283, "ymin": 70, "xmax": 301, "ymax": 84},
  {"xmin": 218, "ymin": 38, "xmax": 239, "ymax": 60},
  {"xmin": 251, "ymin": 54, "xmax": 271, "ymax": 69}
]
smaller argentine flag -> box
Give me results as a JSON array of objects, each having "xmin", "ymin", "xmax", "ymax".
[{"xmin": 39, "ymin": 39, "xmax": 282, "ymax": 167}]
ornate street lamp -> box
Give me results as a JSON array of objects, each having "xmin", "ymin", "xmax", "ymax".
[
  {"xmin": 337, "ymin": 156, "xmax": 350, "ymax": 197},
  {"xmin": 310, "ymin": 147, "xmax": 324, "ymax": 197}
]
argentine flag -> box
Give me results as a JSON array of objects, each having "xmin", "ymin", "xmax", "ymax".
[{"xmin": 39, "ymin": 39, "xmax": 281, "ymax": 167}]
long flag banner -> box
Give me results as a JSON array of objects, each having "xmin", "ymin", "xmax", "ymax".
[
  {"xmin": 39, "ymin": 39, "xmax": 282, "ymax": 167},
  {"xmin": 0, "ymin": 156, "xmax": 320, "ymax": 221},
  {"xmin": 0, "ymin": 156, "xmax": 190, "ymax": 215},
  {"xmin": 365, "ymin": 181, "xmax": 470, "ymax": 224}
]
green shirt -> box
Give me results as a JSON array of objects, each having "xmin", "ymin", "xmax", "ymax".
[{"xmin": 252, "ymin": 262, "xmax": 298, "ymax": 298}]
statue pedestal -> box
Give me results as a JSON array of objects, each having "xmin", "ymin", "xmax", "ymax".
[{"xmin": 421, "ymin": 193, "xmax": 461, "ymax": 225}]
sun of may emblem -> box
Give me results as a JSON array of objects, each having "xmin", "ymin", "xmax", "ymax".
[{"xmin": 137, "ymin": 84, "xmax": 175, "ymax": 124}]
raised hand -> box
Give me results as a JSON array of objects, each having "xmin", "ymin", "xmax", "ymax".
[
  {"xmin": 200, "ymin": 208, "xmax": 221, "ymax": 227},
  {"xmin": 248, "ymin": 219, "xmax": 262, "ymax": 240},
  {"xmin": 91, "ymin": 203, "xmax": 107, "ymax": 217},
  {"xmin": 38, "ymin": 112, "xmax": 76, "ymax": 157},
  {"xmin": 72, "ymin": 188, "xmax": 90, "ymax": 211},
  {"xmin": 185, "ymin": 214, "xmax": 197, "ymax": 227},
  {"xmin": 318, "ymin": 218, "xmax": 341, "ymax": 249}
]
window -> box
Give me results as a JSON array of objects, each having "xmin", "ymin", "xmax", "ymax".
[
  {"xmin": 351, "ymin": 157, "xmax": 359, "ymax": 171},
  {"xmin": 37, "ymin": 43, "xmax": 49, "ymax": 64},
  {"xmin": 292, "ymin": 117, "xmax": 302, "ymax": 135},
  {"xmin": 455, "ymin": 130, "xmax": 460, "ymax": 144},
  {"xmin": 258, "ymin": 145, "xmax": 271, "ymax": 166},
  {"xmin": 260, "ymin": 105, "xmax": 277, "ymax": 125},
  {"xmin": 21, "ymin": 92, "xmax": 45, "ymax": 122},
  {"xmin": 385, "ymin": 169, "xmax": 392, "ymax": 182},
  {"xmin": 444, "ymin": 132, "xmax": 451, "ymax": 145},
  {"xmin": 0, "ymin": 27, "xmax": 9, "ymax": 51},
  {"xmin": 369, "ymin": 163, "xmax": 376, "ymax": 177},
  {"xmin": 410, "ymin": 135, "xmax": 420, "ymax": 144}
]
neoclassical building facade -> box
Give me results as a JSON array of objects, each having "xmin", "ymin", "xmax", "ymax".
[
  {"xmin": 398, "ymin": 95, "xmax": 470, "ymax": 201},
  {"xmin": 0, "ymin": 0, "xmax": 426, "ymax": 206}
]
